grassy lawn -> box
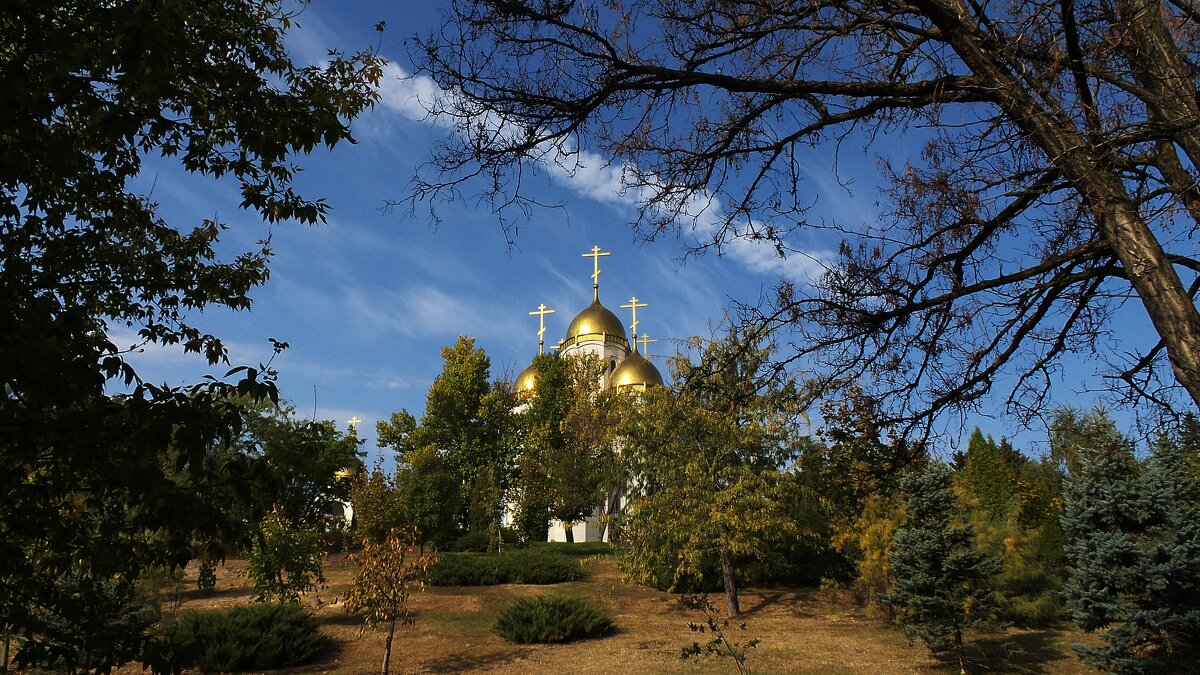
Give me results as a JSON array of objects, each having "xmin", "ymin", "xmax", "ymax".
[{"xmin": 110, "ymin": 551, "xmax": 1095, "ymax": 674}]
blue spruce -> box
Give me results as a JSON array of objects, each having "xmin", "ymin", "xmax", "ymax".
[
  {"xmin": 1062, "ymin": 414, "xmax": 1200, "ymax": 672},
  {"xmin": 886, "ymin": 461, "xmax": 1002, "ymax": 670}
]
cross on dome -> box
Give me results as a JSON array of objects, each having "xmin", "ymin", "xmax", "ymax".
[
  {"xmin": 621, "ymin": 296, "xmax": 648, "ymax": 343},
  {"xmin": 639, "ymin": 333, "xmax": 657, "ymax": 357},
  {"xmin": 581, "ymin": 245, "xmax": 611, "ymax": 299},
  {"xmin": 528, "ymin": 303, "xmax": 556, "ymax": 354}
]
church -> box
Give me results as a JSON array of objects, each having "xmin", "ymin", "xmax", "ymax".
[{"xmin": 509, "ymin": 245, "xmax": 665, "ymax": 542}]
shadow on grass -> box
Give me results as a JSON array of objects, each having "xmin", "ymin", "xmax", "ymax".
[
  {"xmin": 921, "ymin": 629, "xmax": 1079, "ymax": 674},
  {"xmin": 319, "ymin": 611, "xmax": 366, "ymax": 627},
  {"xmin": 423, "ymin": 646, "xmax": 531, "ymax": 673}
]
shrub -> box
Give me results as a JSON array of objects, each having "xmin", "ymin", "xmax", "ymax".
[
  {"xmin": 425, "ymin": 554, "xmax": 506, "ymax": 586},
  {"xmin": 494, "ymin": 595, "xmax": 612, "ymax": 643},
  {"xmin": 508, "ymin": 549, "xmax": 584, "ymax": 584},
  {"xmin": 450, "ymin": 531, "xmax": 492, "ymax": 552},
  {"xmin": 147, "ymin": 603, "xmax": 329, "ymax": 673},
  {"xmin": 425, "ymin": 550, "xmax": 583, "ymax": 586}
]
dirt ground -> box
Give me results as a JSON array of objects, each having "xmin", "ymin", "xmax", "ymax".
[{"xmin": 116, "ymin": 553, "xmax": 1095, "ymax": 674}]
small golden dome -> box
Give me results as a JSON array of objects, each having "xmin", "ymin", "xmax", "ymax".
[
  {"xmin": 514, "ymin": 362, "xmax": 538, "ymax": 398},
  {"xmin": 611, "ymin": 350, "xmax": 665, "ymax": 392},
  {"xmin": 563, "ymin": 299, "xmax": 629, "ymax": 350},
  {"xmin": 334, "ymin": 457, "xmax": 366, "ymax": 481}
]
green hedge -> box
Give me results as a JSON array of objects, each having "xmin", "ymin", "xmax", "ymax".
[
  {"xmin": 494, "ymin": 595, "xmax": 613, "ymax": 643},
  {"xmin": 529, "ymin": 541, "xmax": 614, "ymax": 558},
  {"xmin": 426, "ymin": 549, "xmax": 583, "ymax": 586},
  {"xmin": 146, "ymin": 603, "xmax": 329, "ymax": 673}
]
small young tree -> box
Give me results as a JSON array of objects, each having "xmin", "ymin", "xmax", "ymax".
[
  {"xmin": 887, "ymin": 462, "xmax": 1002, "ymax": 670},
  {"xmin": 344, "ymin": 530, "xmax": 437, "ymax": 675},
  {"xmin": 246, "ymin": 507, "xmax": 325, "ymax": 603}
]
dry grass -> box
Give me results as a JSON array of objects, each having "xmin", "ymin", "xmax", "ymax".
[{"xmin": 108, "ymin": 553, "xmax": 1096, "ymax": 674}]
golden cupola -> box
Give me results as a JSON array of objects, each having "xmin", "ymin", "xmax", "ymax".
[
  {"xmin": 611, "ymin": 347, "xmax": 664, "ymax": 392},
  {"xmin": 514, "ymin": 362, "xmax": 538, "ymax": 398},
  {"xmin": 561, "ymin": 299, "xmax": 629, "ymax": 351}
]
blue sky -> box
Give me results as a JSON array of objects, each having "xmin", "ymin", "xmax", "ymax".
[{"xmin": 117, "ymin": 0, "xmax": 1141, "ymax": 462}]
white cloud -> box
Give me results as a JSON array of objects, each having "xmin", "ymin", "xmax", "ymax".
[{"xmin": 372, "ymin": 56, "xmax": 833, "ymax": 285}]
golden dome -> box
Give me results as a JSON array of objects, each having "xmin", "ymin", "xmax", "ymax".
[
  {"xmin": 562, "ymin": 299, "xmax": 629, "ymax": 350},
  {"xmin": 611, "ymin": 350, "xmax": 665, "ymax": 392},
  {"xmin": 514, "ymin": 362, "xmax": 538, "ymax": 398},
  {"xmin": 334, "ymin": 457, "xmax": 366, "ymax": 481}
]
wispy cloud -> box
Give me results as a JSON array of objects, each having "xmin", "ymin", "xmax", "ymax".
[{"xmin": 372, "ymin": 61, "xmax": 834, "ymax": 284}]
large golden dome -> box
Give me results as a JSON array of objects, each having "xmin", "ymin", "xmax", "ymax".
[
  {"xmin": 562, "ymin": 299, "xmax": 629, "ymax": 350},
  {"xmin": 514, "ymin": 362, "xmax": 538, "ymax": 398},
  {"xmin": 611, "ymin": 350, "xmax": 664, "ymax": 392}
]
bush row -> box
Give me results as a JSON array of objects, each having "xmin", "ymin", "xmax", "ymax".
[{"xmin": 426, "ymin": 549, "xmax": 583, "ymax": 586}]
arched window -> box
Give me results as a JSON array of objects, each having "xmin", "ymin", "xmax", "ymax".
[{"xmin": 609, "ymin": 358, "xmax": 616, "ymax": 374}]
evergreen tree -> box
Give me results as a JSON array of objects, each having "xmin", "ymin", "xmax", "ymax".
[
  {"xmin": 887, "ymin": 462, "xmax": 1002, "ymax": 670},
  {"xmin": 959, "ymin": 429, "xmax": 1020, "ymax": 523},
  {"xmin": 1063, "ymin": 413, "xmax": 1200, "ymax": 672}
]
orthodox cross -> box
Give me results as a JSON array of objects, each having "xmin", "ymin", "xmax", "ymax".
[
  {"xmin": 347, "ymin": 416, "xmax": 362, "ymax": 430},
  {"xmin": 621, "ymin": 296, "xmax": 648, "ymax": 342},
  {"xmin": 582, "ymin": 245, "xmax": 611, "ymax": 299},
  {"xmin": 639, "ymin": 334, "xmax": 658, "ymax": 358},
  {"xmin": 528, "ymin": 303, "xmax": 556, "ymax": 354}
]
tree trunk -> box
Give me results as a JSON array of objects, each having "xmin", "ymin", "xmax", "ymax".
[
  {"xmin": 717, "ymin": 525, "xmax": 740, "ymax": 616},
  {"xmin": 1101, "ymin": 201, "xmax": 1200, "ymax": 407},
  {"xmin": 382, "ymin": 618, "xmax": 395, "ymax": 675},
  {"xmin": 2, "ymin": 632, "xmax": 9, "ymax": 675},
  {"xmin": 914, "ymin": 0, "xmax": 1200, "ymax": 411}
]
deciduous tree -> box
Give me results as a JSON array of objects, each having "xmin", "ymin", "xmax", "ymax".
[
  {"xmin": 2, "ymin": 0, "xmax": 380, "ymax": 665},
  {"xmin": 413, "ymin": 0, "xmax": 1200, "ymax": 428},
  {"xmin": 344, "ymin": 530, "xmax": 436, "ymax": 675},
  {"xmin": 620, "ymin": 327, "xmax": 810, "ymax": 615},
  {"xmin": 379, "ymin": 337, "xmax": 514, "ymax": 532}
]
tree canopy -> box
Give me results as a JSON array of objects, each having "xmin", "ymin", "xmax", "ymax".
[
  {"xmin": 412, "ymin": 0, "xmax": 1200, "ymax": 430},
  {"xmin": 2, "ymin": 0, "xmax": 381, "ymax": 666},
  {"xmin": 620, "ymin": 328, "xmax": 810, "ymax": 614}
]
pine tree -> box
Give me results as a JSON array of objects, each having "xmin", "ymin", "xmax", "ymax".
[
  {"xmin": 887, "ymin": 462, "xmax": 1002, "ymax": 670},
  {"xmin": 1062, "ymin": 414, "xmax": 1200, "ymax": 672}
]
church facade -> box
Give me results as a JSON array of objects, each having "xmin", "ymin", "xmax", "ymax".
[{"xmin": 509, "ymin": 245, "xmax": 665, "ymax": 543}]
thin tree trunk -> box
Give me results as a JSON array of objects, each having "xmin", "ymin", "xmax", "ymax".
[
  {"xmin": 716, "ymin": 524, "xmax": 740, "ymax": 616},
  {"xmin": 382, "ymin": 618, "xmax": 395, "ymax": 675},
  {"xmin": 2, "ymin": 632, "xmax": 9, "ymax": 675}
]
